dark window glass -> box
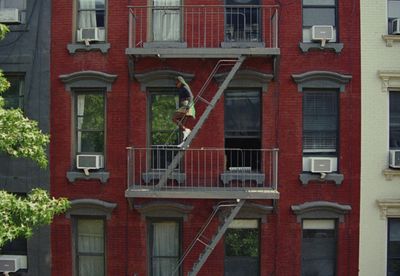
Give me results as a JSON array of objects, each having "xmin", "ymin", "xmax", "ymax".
[
  {"xmin": 388, "ymin": 218, "xmax": 400, "ymax": 276},
  {"xmin": 390, "ymin": 92, "xmax": 400, "ymax": 148},
  {"xmin": 224, "ymin": 220, "xmax": 259, "ymax": 276},
  {"xmin": 301, "ymin": 220, "xmax": 337, "ymax": 276},
  {"xmin": 75, "ymin": 218, "xmax": 105, "ymax": 276},
  {"xmin": 225, "ymin": 0, "xmax": 261, "ymax": 42},
  {"xmin": 0, "ymin": 237, "xmax": 27, "ymax": 255},
  {"xmin": 2, "ymin": 74, "xmax": 24, "ymax": 110},
  {"xmin": 75, "ymin": 93, "xmax": 105, "ymax": 154},
  {"xmin": 149, "ymin": 220, "xmax": 181, "ymax": 276},
  {"xmin": 224, "ymin": 90, "xmax": 261, "ymax": 171},
  {"xmin": 303, "ymin": 90, "xmax": 338, "ymax": 155}
]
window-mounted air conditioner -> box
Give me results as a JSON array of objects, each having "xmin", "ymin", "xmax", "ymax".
[
  {"xmin": 389, "ymin": 150, "xmax": 400, "ymax": 168},
  {"xmin": 0, "ymin": 255, "xmax": 27, "ymax": 272},
  {"xmin": 311, "ymin": 25, "xmax": 333, "ymax": 47},
  {"xmin": 0, "ymin": 8, "xmax": 20, "ymax": 24},
  {"xmin": 77, "ymin": 27, "xmax": 100, "ymax": 42},
  {"xmin": 391, "ymin": 18, "xmax": 400, "ymax": 35},
  {"xmin": 76, "ymin": 154, "xmax": 104, "ymax": 175},
  {"xmin": 310, "ymin": 157, "xmax": 334, "ymax": 173}
]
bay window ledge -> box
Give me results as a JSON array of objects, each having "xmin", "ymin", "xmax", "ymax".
[
  {"xmin": 299, "ymin": 173, "xmax": 344, "ymax": 185},
  {"xmin": 382, "ymin": 35, "xmax": 400, "ymax": 47},
  {"xmin": 67, "ymin": 171, "xmax": 110, "ymax": 183},
  {"xmin": 67, "ymin": 43, "xmax": 110, "ymax": 54},
  {"xmin": 299, "ymin": 42, "xmax": 344, "ymax": 53}
]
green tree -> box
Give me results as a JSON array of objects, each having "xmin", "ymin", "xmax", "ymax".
[{"xmin": 0, "ymin": 24, "xmax": 69, "ymax": 248}]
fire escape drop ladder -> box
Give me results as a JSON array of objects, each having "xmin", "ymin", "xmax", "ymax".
[
  {"xmin": 156, "ymin": 55, "xmax": 246, "ymax": 188},
  {"xmin": 170, "ymin": 199, "xmax": 246, "ymax": 276}
]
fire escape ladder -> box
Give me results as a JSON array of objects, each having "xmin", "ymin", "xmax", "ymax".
[
  {"xmin": 187, "ymin": 199, "xmax": 245, "ymax": 276},
  {"xmin": 156, "ymin": 55, "xmax": 246, "ymax": 188}
]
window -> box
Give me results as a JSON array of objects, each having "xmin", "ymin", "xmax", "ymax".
[
  {"xmin": 388, "ymin": 218, "xmax": 400, "ymax": 275},
  {"xmin": 0, "ymin": 237, "xmax": 27, "ymax": 255},
  {"xmin": 303, "ymin": 90, "xmax": 338, "ymax": 156},
  {"xmin": 2, "ymin": 73, "xmax": 24, "ymax": 110},
  {"xmin": 225, "ymin": 0, "xmax": 261, "ymax": 42},
  {"xmin": 224, "ymin": 90, "xmax": 261, "ymax": 171},
  {"xmin": 388, "ymin": 0, "xmax": 400, "ymax": 34},
  {"xmin": 74, "ymin": 217, "xmax": 105, "ymax": 276},
  {"xmin": 0, "ymin": 0, "xmax": 27, "ymax": 24},
  {"xmin": 224, "ymin": 219, "xmax": 259, "ymax": 276},
  {"xmin": 148, "ymin": 219, "xmax": 181, "ymax": 276},
  {"xmin": 76, "ymin": 0, "xmax": 106, "ymax": 41},
  {"xmin": 390, "ymin": 92, "xmax": 400, "ymax": 148},
  {"xmin": 149, "ymin": 90, "xmax": 181, "ymax": 169},
  {"xmin": 301, "ymin": 219, "xmax": 337, "ymax": 276},
  {"xmin": 302, "ymin": 0, "xmax": 337, "ymax": 42},
  {"xmin": 152, "ymin": 0, "xmax": 181, "ymax": 41},
  {"xmin": 75, "ymin": 91, "xmax": 105, "ymax": 156}
]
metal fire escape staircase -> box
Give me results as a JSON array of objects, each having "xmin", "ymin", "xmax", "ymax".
[
  {"xmin": 157, "ymin": 55, "xmax": 246, "ymax": 188},
  {"xmin": 171, "ymin": 199, "xmax": 245, "ymax": 276}
]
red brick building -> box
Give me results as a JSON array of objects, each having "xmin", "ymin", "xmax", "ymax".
[{"xmin": 50, "ymin": 0, "xmax": 360, "ymax": 275}]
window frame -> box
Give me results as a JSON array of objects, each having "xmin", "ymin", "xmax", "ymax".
[
  {"xmin": 389, "ymin": 90, "xmax": 400, "ymax": 149},
  {"xmin": 388, "ymin": 0, "xmax": 400, "ymax": 34},
  {"xmin": 302, "ymin": 0, "xmax": 338, "ymax": 43},
  {"xmin": 302, "ymin": 88, "xmax": 339, "ymax": 157},
  {"xmin": 224, "ymin": 89, "xmax": 262, "ymax": 171},
  {"xmin": 147, "ymin": 218, "xmax": 182, "ymax": 276},
  {"xmin": 301, "ymin": 219, "xmax": 338, "ymax": 276},
  {"xmin": 75, "ymin": 0, "xmax": 107, "ymax": 43},
  {"xmin": 73, "ymin": 88, "xmax": 106, "ymax": 162},
  {"xmin": 224, "ymin": 219, "xmax": 260, "ymax": 276},
  {"xmin": 2, "ymin": 72, "xmax": 25, "ymax": 110},
  {"xmin": 72, "ymin": 216, "xmax": 106, "ymax": 276},
  {"xmin": 150, "ymin": 0, "xmax": 183, "ymax": 42}
]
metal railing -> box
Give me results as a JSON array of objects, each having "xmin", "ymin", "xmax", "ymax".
[
  {"xmin": 126, "ymin": 147, "xmax": 279, "ymax": 192},
  {"xmin": 128, "ymin": 5, "xmax": 279, "ymax": 48}
]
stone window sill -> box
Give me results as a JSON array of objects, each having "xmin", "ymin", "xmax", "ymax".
[
  {"xmin": 67, "ymin": 43, "xmax": 110, "ymax": 54},
  {"xmin": 299, "ymin": 172, "xmax": 344, "ymax": 185},
  {"xmin": 383, "ymin": 168, "xmax": 400, "ymax": 180},
  {"xmin": 299, "ymin": 42, "xmax": 344, "ymax": 53},
  {"xmin": 382, "ymin": 35, "xmax": 400, "ymax": 47},
  {"xmin": 220, "ymin": 171, "xmax": 265, "ymax": 185},
  {"xmin": 67, "ymin": 171, "xmax": 110, "ymax": 183}
]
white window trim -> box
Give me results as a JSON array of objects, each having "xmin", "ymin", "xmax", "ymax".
[{"xmin": 377, "ymin": 199, "xmax": 400, "ymax": 219}]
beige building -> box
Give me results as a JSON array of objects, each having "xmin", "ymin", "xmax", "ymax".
[{"xmin": 360, "ymin": 0, "xmax": 400, "ymax": 275}]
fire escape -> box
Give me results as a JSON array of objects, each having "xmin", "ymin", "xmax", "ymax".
[{"xmin": 126, "ymin": 4, "xmax": 280, "ymax": 275}]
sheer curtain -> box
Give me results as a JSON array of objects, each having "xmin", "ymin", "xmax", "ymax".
[
  {"xmin": 78, "ymin": 0, "xmax": 97, "ymax": 28},
  {"xmin": 77, "ymin": 95, "xmax": 85, "ymax": 153},
  {"xmin": 153, "ymin": 0, "xmax": 181, "ymax": 41},
  {"xmin": 78, "ymin": 219, "xmax": 104, "ymax": 276},
  {"xmin": 152, "ymin": 222, "xmax": 179, "ymax": 276}
]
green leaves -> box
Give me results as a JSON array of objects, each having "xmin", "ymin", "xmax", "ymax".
[
  {"xmin": 0, "ymin": 107, "xmax": 50, "ymax": 168},
  {"xmin": 0, "ymin": 189, "xmax": 70, "ymax": 247}
]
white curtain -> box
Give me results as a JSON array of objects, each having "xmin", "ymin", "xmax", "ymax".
[
  {"xmin": 153, "ymin": 0, "xmax": 181, "ymax": 41},
  {"xmin": 78, "ymin": 219, "xmax": 104, "ymax": 276},
  {"xmin": 78, "ymin": 0, "xmax": 97, "ymax": 28},
  {"xmin": 77, "ymin": 95, "xmax": 85, "ymax": 153},
  {"xmin": 152, "ymin": 222, "xmax": 179, "ymax": 276}
]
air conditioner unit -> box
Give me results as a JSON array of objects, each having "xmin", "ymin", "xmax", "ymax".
[
  {"xmin": 0, "ymin": 255, "xmax": 27, "ymax": 272},
  {"xmin": 391, "ymin": 18, "xmax": 400, "ymax": 35},
  {"xmin": 77, "ymin": 27, "xmax": 100, "ymax": 42},
  {"xmin": 310, "ymin": 157, "xmax": 333, "ymax": 173},
  {"xmin": 0, "ymin": 8, "xmax": 20, "ymax": 24},
  {"xmin": 389, "ymin": 150, "xmax": 400, "ymax": 168},
  {"xmin": 76, "ymin": 154, "xmax": 104, "ymax": 175},
  {"xmin": 311, "ymin": 25, "xmax": 333, "ymax": 47}
]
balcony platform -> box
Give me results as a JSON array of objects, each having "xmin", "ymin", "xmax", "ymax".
[{"xmin": 125, "ymin": 186, "xmax": 279, "ymax": 199}]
